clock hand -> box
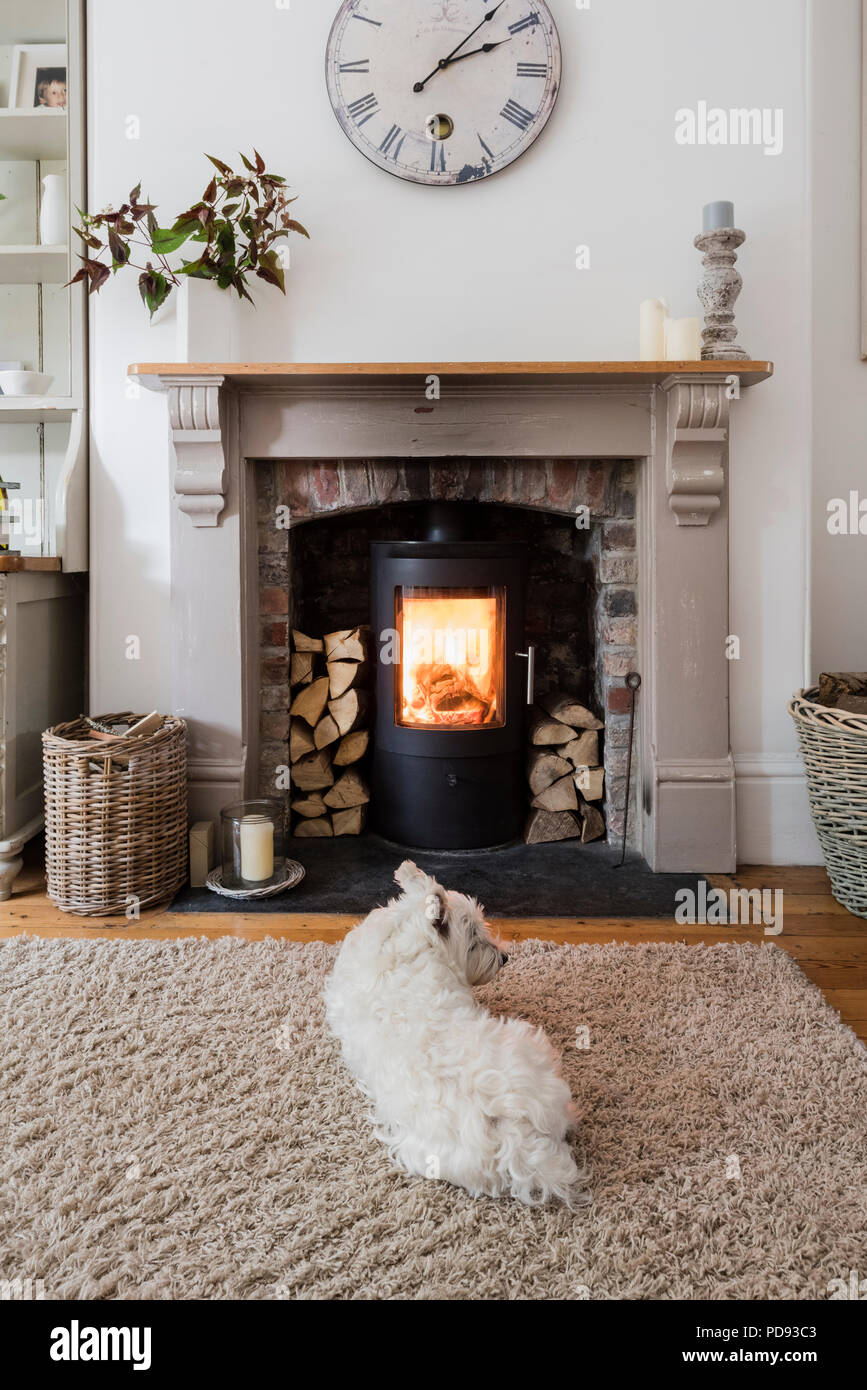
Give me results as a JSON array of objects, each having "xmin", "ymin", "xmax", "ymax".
[
  {"xmin": 413, "ymin": 1, "xmax": 508, "ymax": 92},
  {"xmin": 442, "ymin": 38, "xmax": 512, "ymax": 69}
]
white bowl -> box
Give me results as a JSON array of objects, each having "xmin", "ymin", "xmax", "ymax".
[{"xmin": 0, "ymin": 370, "xmax": 54, "ymax": 397}]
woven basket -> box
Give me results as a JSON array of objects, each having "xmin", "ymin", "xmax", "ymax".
[
  {"xmin": 43, "ymin": 712, "xmax": 188, "ymax": 916},
  {"xmin": 788, "ymin": 688, "xmax": 867, "ymax": 918}
]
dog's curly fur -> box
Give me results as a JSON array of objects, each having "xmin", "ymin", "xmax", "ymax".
[{"xmin": 325, "ymin": 860, "xmax": 588, "ymax": 1206}]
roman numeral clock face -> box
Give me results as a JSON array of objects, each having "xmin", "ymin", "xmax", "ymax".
[{"xmin": 325, "ymin": 1, "xmax": 561, "ymax": 185}]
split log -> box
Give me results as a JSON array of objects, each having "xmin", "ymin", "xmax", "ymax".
[
  {"xmin": 835, "ymin": 695, "xmax": 867, "ymax": 716},
  {"xmin": 290, "ymin": 676, "xmax": 330, "ymax": 728},
  {"xmin": 328, "ymin": 688, "xmax": 370, "ymax": 737},
  {"xmin": 324, "ymin": 626, "xmax": 370, "ymax": 663},
  {"xmin": 290, "ymin": 652, "xmax": 315, "ymax": 688},
  {"xmin": 562, "ymin": 731, "xmax": 600, "ymax": 768},
  {"xmin": 313, "ymin": 712, "xmax": 341, "ymax": 750},
  {"xmin": 531, "ymin": 774, "xmax": 579, "ymax": 813},
  {"xmin": 578, "ymin": 801, "xmax": 606, "ymax": 843},
  {"xmin": 332, "ymin": 805, "xmax": 367, "ymax": 837},
  {"xmin": 538, "ymin": 691, "xmax": 604, "ymax": 731},
  {"xmin": 323, "ymin": 769, "xmax": 370, "ymax": 810},
  {"xmin": 293, "ymin": 816, "xmax": 333, "ymax": 838},
  {"xmin": 292, "ymin": 630, "xmax": 324, "ymax": 653},
  {"xmin": 818, "ymin": 672, "xmax": 867, "ymax": 708},
  {"xmin": 526, "ymin": 749, "xmax": 572, "ymax": 796},
  {"xmin": 327, "ymin": 658, "xmax": 370, "ymax": 700},
  {"xmin": 291, "ymin": 749, "xmax": 335, "ymax": 792},
  {"xmin": 528, "ymin": 707, "xmax": 574, "ymax": 747},
  {"xmin": 291, "ymin": 793, "xmax": 328, "ymax": 819},
  {"xmin": 332, "ymin": 729, "xmax": 369, "ymax": 766},
  {"xmin": 574, "ymin": 766, "xmax": 605, "ymax": 801},
  {"xmin": 524, "ymin": 808, "xmax": 582, "ymax": 844},
  {"xmin": 289, "ymin": 718, "xmax": 315, "ymax": 763}
]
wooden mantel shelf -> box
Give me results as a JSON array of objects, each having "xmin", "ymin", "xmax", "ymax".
[{"xmin": 130, "ymin": 360, "xmax": 774, "ymax": 389}]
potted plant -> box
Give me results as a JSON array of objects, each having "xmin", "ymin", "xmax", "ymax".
[{"xmin": 68, "ymin": 151, "xmax": 309, "ymax": 359}]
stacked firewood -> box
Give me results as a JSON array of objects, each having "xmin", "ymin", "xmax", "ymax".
[
  {"xmin": 817, "ymin": 671, "xmax": 867, "ymax": 717},
  {"xmin": 524, "ymin": 692, "xmax": 606, "ymax": 844},
  {"xmin": 289, "ymin": 626, "xmax": 371, "ymax": 837}
]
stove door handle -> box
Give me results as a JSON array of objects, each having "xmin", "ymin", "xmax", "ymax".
[{"xmin": 515, "ymin": 645, "xmax": 535, "ymax": 705}]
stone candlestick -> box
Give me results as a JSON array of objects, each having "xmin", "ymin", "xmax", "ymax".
[{"xmin": 694, "ymin": 226, "xmax": 749, "ymax": 360}]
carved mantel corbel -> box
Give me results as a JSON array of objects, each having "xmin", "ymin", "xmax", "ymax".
[
  {"xmin": 165, "ymin": 374, "xmax": 227, "ymax": 527},
  {"xmin": 660, "ymin": 373, "xmax": 732, "ymax": 526}
]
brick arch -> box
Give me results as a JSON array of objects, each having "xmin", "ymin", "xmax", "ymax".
[{"xmin": 272, "ymin": 457, "xmax": 634, "ymax": 525}]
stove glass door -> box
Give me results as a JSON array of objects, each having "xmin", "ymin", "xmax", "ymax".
[{"xmin": 395, "ymin": 585, "xmax": 506, "ymax": 729}]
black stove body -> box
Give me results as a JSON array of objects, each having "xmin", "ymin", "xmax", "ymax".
[{"xmin": 371, "ymin": 508, "xmax": 528, "ymax": 850}]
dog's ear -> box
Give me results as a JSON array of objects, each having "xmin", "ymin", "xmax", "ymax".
[
  {"xmin": 394, "ymin": 860, "xmax": 426, "ymax": 894},
  {"xmin": 424, "ymin": 890, "xmax": 448, "ymax": 936}
]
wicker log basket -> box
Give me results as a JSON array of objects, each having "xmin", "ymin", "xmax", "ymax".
[
  {"xmin": 43, "ymin": 712, "xmax": 188, "ymax": 916},
  {"xmin": 788, "ymin": 688, "xmax": 867, "ymax": 918}
]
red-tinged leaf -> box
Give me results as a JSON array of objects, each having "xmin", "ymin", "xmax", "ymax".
[
  {"xmin": 206, "ymin": 154, "xmax": 233, "ymax": 177},
  {"xmin": 88, "ymin": 260, "xmax": 111, "ymax": 293},
  {"xmin": 64, "ymin": 267, "xmax": 89, "ymax": 288},
  {"xmin": 203, "ymin": 177, "xmax": 217, "ymax": 204},
  {"xmin": 287, "ymin": 219, "xmax": 309, "ymax": 238},
  {"xmin": 254, "ymin": 149, "xmax": 265, "ymax": 175},
  {"xmin": 107, "ymin": 227, "xmax": 130, "ymax": 266},
  {"xmin": 256, "ymin": 265, "xmax": 284, "ymax": 292},
  {"xmin": 73, "ymin": 226, "xmax": 103, "ymax": 250},
  {"xmin": 239, "ymin": 152, "xmax": 255, "ymax": 172},
  {"xmin": 137, "ymin": 268, "xmax": 170, "ymax": 318},
  {"xmin": 129, "ymin": 182, "xmax": 141, "ymax": 204}
]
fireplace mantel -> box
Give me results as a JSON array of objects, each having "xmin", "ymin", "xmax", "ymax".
[{"xmin": 129, "ymin": 358, "xmax": 773, "ymax": 873}]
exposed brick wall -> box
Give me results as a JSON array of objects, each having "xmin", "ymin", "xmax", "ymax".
[{"xmin": 256, "ymin": 460, "xmax": 638, "ymax": 846}]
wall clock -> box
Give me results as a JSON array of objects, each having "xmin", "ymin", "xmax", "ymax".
[{"xmin": 325, "ymin": 1, "xmax": 561, "ymax": 186}]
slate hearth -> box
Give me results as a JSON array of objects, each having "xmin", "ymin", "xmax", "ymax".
[{"xmin": 169, "ymin": 838, "xmax": 708, "ymax": 918}]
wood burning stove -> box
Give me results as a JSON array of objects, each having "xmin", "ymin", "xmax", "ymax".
[{"xmin": 371, "ymin": 506, "xmax": 528, "ymax": 849}]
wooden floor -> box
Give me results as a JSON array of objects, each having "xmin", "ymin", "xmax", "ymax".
[{"xmin": 2, "ymin": 850, "xmax": 865, "ymax": 1042}]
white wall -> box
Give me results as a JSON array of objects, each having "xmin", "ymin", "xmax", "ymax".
[
  {"xmin": 88, "ymin": 0, "xmax": 830, "ymax": 862},
  {"xmin": 811, "ymin": 0, "xmax": 867, "ymax": 681}
]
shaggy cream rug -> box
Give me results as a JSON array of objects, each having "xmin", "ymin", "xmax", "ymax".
[{"xmin": 1, "ymin": 936, "xmax": 865, "ymax": 1300}]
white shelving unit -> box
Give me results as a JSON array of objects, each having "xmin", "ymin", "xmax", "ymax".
[
  {"xmin": 0, "ymin": 109, "xmax": 67, "ymax": 159},
  {"xmin": 0, "ymin": 0, "xmax": 86, "ymax": 570},
  {"xmin": 0, "ymin": 395, "xmax": 81, "ymax": 423},
  {"xmin": 0, "ymin": 243, "xmax": 68, "ymax": 283}
]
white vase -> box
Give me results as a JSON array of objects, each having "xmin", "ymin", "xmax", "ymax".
[
  {"xmin": 40, "ymin": 173, "xmax": 66, "ymax": 245},
  {"xmin": 175, "ymin": 277, "xmax": 240, "ymax": 363}
]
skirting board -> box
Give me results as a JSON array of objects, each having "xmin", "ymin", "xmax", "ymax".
[{"xmin": 734, "ymin": 758, "xmax": 822, "ymax": 865}]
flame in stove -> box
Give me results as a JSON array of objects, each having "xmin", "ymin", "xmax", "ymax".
[{"xmin": 399, "ymin": 593, "xmax": 502, "ymax": 727}]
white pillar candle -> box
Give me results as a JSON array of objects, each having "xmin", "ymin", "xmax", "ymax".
[
  {"xmin": 664, "ymin": 316, "xmax": 702, "ymax": 361},
  {"xmin": 639, "ymin": 298, "xmax": 668, "ymax": 360},
  {"xmin": 239, "ymin": 814, "xmax": 274, "ymax": 882}
]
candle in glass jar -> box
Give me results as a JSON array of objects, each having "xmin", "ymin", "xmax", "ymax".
[{"xmin": 239, "ymin": 814, "xmax": 274, "ymax": 882}]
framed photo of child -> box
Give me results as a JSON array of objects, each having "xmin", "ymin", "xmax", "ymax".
[{"xmin": 9, "ymin": 45, "xmax": 67, "ymax": 110}]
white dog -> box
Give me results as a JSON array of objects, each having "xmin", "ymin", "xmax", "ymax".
[{"xmin": 325, "ymin": 860, "xmax": 588, "ymax": 1206}]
